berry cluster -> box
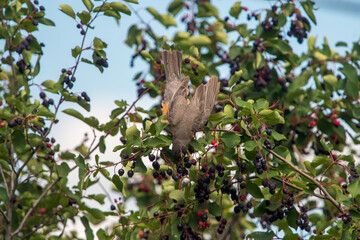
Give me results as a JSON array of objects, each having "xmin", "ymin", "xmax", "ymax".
[
  {"xmin": 253, "ymin": 153, "xmax": 267, "ymax": 174},
  {"xmin": 216, "ymin": 218, "xmax": 227, "ymax": 234},
  {"xmin": 287, "ymin": 15, "xmax": 310, "ymax": 44},
  {"xmin": 194, "ymin": 176, "xmax": 211, "ymax": 203},
  {"xmin": 296, "ymin": 207, "xmax": 311, "ymax": 232},
  {"xmin": 79, "ymin": 91, "xmax": 90, "ymax": 102},
  {"xmin": 39, "ymin": 91, "xmax": 54, "ymax": 107},
  {"xmin": 338, "ymin": 212, "xmax": 352, "ymax": 224},
  {"xmin": 95, "ymin": 58, "xmax": 109, "ymax": 68},
  {"xmin": 348, "ymin": 166, "xmax": 359, "ymax": 183},
  {"xmin": 61, "ymin": 68, "xmax": 76, "ymax": 89},
  {"xmin": 253, "ymin": 65, "xmax": 272, "ymax": 90},
  {"xmin": 196, "ymin": 210, "xmax": 210, "ymax": 229}
]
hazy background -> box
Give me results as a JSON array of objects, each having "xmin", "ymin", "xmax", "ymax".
[{"xmin": 31, "ymin": 0, "xmax": 360, "ymax": 237}]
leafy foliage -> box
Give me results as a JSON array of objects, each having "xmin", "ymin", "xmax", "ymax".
[{"xmin": 1, "ymin": 0, "xmax": 360, "ymax": 240}]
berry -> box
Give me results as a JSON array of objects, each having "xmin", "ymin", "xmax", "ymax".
[
  {"xmin": 127, "ymin": 170, "xmax": 134, "ymax": 178},
  {"xmin": 110, "ymin": 205, "xmax": 116, "ymax": 210},
  {"xmin": 153, "ymin": 212, "xmax": 159, "ymax": 217},
  {"xmin": 149, "ymin": 154, "xmax": 155, "ymax": 161},
  {"xmin": 152, "ymin": 161, "xmax": 160, "ymax": 171},
  {"xmin": 8, "ymin": 121, "xmax": 16, "ymax": 128},
  {"xmin": 184, "ymin": 58, "xmax": 190, "ymax": 64},
  {"xmin": 334, "ymin": 119, "xmax": 340, "ymax": 127},
  {"xmin": 32, "ymin": 19, "xmax": 38, "ymax": 26},
  {"xmin": 166, "ymin": 169, "xmax": 173, "ymax": 176},
  {"xmin": 46, "ymin": 143, "xmax": 51, "ymax": 148},
  {"xmin": 310, "ymin": 120, "xmax": 316, "ymax": 127},
  {"xmin": 39, "ymin": 92, "xmax": 46, "ymax": 99},
  {"xmin": 196, "ymin": 211, "xmax": 202, "ymax": 218},
  {"xmin": 118, "ymin": 169, "xmax": 125, "ymax": 176},
  {"xmin": 266, "ymin": 128, "xmax": 272, "ymax": 135}
]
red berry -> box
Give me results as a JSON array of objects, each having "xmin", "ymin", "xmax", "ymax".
[
  {"xmin": 67, "ymin": 70, "xmax": 72, "ymax": 75},
  {"xmin": 240, "ymin": 195, "xmax": 246, "ymax": 201},
  {"xmin": 197, "ymin": 211, "xmax": 202, "ymax": 218},
  {"xmin": 0, "ymin": 101, "xmax": 2, "ymax": 106},
  {"xmin": 205, "ymin": 221, "xmax": 210, "ymax": 227},
  {"xmin": 243, "ymin": 7, "xmax": 248, "ymax": 11},
  {"xmin": 337, "ymin": 213, "xmax": 342, "ymax": 218},
  {"xmin": 46, "ymin": 143, "xmax": 52, "ymax": 148},
  {"xmin": 202, "ymin": 223, "xmax": 206, "ymax": 228},
  {"xmin": 334, "ymin": 119, "xmax": 340, "ymax": 127},
  {"xmin": 198, "ymin": 221, "xmax": 203, "ymax": 226},
  {"xmin": 234, "ymin": 125, "xmax": 241, "ymax": 132},
  {"xmin": 139, "ymin": 230, "xmax": 144, "ymax": 237},
  {"xmin": 332, "ymin": 113, "xmax": 337, "ymax": 118},
  {"xmin": 0, "ymin": 122, "xmax": 4, "ymax": 127},
  {"xmin": 310, "ymin": 120, "xmax": 316, "ymax": 127},
  {"xmin": 211, "ymin": 140, "xmax": 216, "ymax": 145},
  {"xmin": 204, "ymin": 209, "xmax": 208, "ymax": 214},
  {"xmin": 206, "ymin": 27, "xmax": 212, "ymax": 32},
  {"xmin": 140, "ymin": 79, "xmax": 145, "ymax": 84}
]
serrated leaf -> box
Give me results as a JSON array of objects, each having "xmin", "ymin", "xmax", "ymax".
[{"xmin": 59, "ymin": 4, "xmax": 76, "ymax": 19}]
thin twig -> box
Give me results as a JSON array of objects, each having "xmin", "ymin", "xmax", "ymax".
[
  {"xmin": 11, "ymin": 177, "xmax": 61, "ymax": 237},
  {"xmin": 266, "ymin": 147, "xmax": 343, "ymax": 213}
]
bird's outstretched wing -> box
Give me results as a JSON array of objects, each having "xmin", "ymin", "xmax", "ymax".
[
  {"xmin": 192, "ymin": 76, "xmax": 220, "ymax": 132},
  {"xmin": 168, "ymin": 77, "xmax": 189, "ymax": 127},
  {"xmin": 161, "ymin": 50, "xmax": 183, "ymax": 104}
]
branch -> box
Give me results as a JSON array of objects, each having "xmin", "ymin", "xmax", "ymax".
[
  {"xmin": 266, "ymin": 147, "xmax": 343, "ymax": 213},
  {"xmin": 11, "ymin": 177, "xmax": 61, "ymax": 237},
  {"xmin": 85, "ymin": 77, "xmax": 160, "ymax": 159}
]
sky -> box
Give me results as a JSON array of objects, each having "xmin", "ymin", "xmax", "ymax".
[{"xmin": 29, "ymin": 0, "xmax": 360, "ymax": 237}]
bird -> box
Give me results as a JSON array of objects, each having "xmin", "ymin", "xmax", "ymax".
[{"xmin": 161, "ymin": 50, "xmax": 220, "ymax": 160}]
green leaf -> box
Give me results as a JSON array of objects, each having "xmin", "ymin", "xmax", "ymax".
[
  {"xmin": 221, "ymin": 132, "xmax": 240, "ymax": 149},
  {"xmin": 229, "ymin": 70, "xmax": 243, "ymax": 87},
  {"xmin": 348, "ymin": 179, "xmax": 360, "ymax": 198},
  {"xmin": 323, "ymin": 75, "xmax": 338, "ymax": 88},
  {"xmin": 247, "ymin": 231, "xmax": 275, "ymax": 240},
  {"xmin": 208, "ymin": 202, "xmax": 221, "ymax": 216},
  {"xmin": 82, "ymin": 0, "xmax": 94, "ymax": 12},
  {"xmin": 320, "ymin": 138, "xmax": 332, "ymax": 152},
  {"xmin": 273, "ymin": 146, "xmax": 291, "ymax": 161},
  {"xmin": 258, "ymin": 109, "xmax": 285, "ymax": 125},
  {"xmin": 169, "ymin": 189, "xmax": 185, "ymax": 204},
  {"xmin": 341, "ymin": 63, "xmax": 359, "ymax": 99},
  {"xmin": 126, "ymin": 125, "xmax": 140, "ymax": 138},
  {"xmin": 0, "ymin": 25, "xmax": 9, "ymax": 38},
  {"xmin": 109, "ymin": 2, "xmax": 131, "ymax": 15},
  {"xmin": 63, "ymin": 108, "xmax": 85, "ymax": 121},
  {"xmin": 134, "ymin": 158, "xmax": 147, "ymax": 173},
  {"xmin": 81, "ymin": 216, "xmax": 94, "ymax": 240},
  {"xmin": 72, "ymin": 46, "xmax": 82, "ymax": 58},
  {"xmin": 245, "ymin": 181, "xmax": 264, "ymax": 198},
  {"xmin": 57, "ymin": 162, "xmax": 70, "ymax": 178},
  {"xmin": 300, "ymin": 1, "xmax": 317, "ymax": 24},
  {"xmin": 188, "ymin": 35, "xmax": 211, "ymax": 45},
  {"xmin": 59, "ymin": 4, "xmax": 76, "ymax": 19},
  {"xmin": 271, "ymin": 131, "xmax": 287, "ymax": 141},
  {"xmin": 59, "ymin": 152, "xmax": 76, "ymax": 160},
  {"xmin": 99, "ymin": 136, "xmax": 106, "ymax": 153},
  {"xmin": 304, "ymin": 161, "xmax": 316, "ymax": 176},
  {"xmin": 124, "ymin": 0, "xmax": 138, "ymax": 3},
  {"xmin": 112, "ymin": 175, "xmax": 123, "ymax": 192},
  {"xmin": 77, "ymin": 11, "xmax": 91, "ymax": 25},
  {"xmin": 229, "ymin": 2, "xmax": 241, "ymax": 18},
  {"xmin": 11, "ymin": 130, "xmax": 26, "ymax": 153}
]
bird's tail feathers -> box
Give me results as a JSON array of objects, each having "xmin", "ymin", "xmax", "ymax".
[{"xmin": 161, "ymin": 50, "xmax": 182, "ymax": 81}]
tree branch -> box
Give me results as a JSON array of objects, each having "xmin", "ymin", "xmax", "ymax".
[
  {"xmin": 266, "ymin": 148, "xmax": 343, "ymax": 213},
  {"xmin": 11, "ymin": 177, "xmax": 61, "ymax": 237}
]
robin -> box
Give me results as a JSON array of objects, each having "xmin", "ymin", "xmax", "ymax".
[{"xmin": 161, "ymin": 50, "xmax": 220, "ymax": 160}]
